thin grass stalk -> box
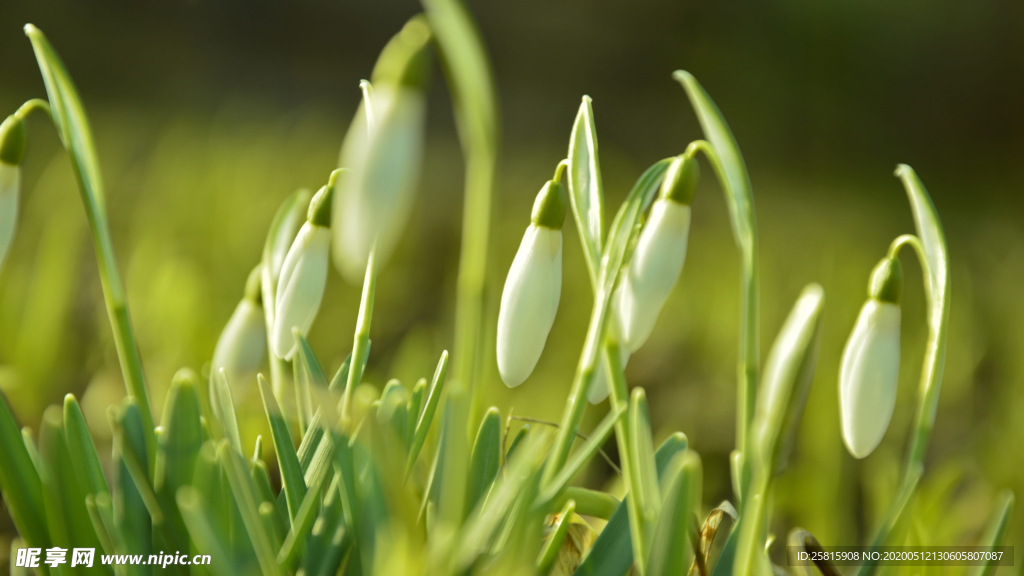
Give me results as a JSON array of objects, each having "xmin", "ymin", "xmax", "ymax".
[
  {"xmin": 342, "ymin": 248, "xmax": 377, "ymax": 426},
  {"xmin": 420, "ymin": 0, "xmax": 500, "ymax": 425}
]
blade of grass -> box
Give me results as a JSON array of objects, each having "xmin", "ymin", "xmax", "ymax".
[
  {"xmin": 219, "ymin": 441, "xmax": 283, "ymax": 576},
  {"xmin": 258, "ymin": 374, "xmax": 307, "ymax": 522},
  {"xmin": 211, "ymin": 369, "xmax": 243, "ymax": 456},
  {"xmin": 406, "ymin": 350, "xmax": 449, "ymax": 475},
  {"xmin": 25, "ymin": 25, "xmax": 156, "ymax": 467},
  {"xmin": 648, "ymin": 451, "xmax": 702, "ymax": 576},
  {"xmin": 112, "ymin": 400, "xmax": 153, "ymax": 568},
  {"xmin": 538, "ymin": 499, "xmax": 576, "ymax": 576},
  {"xmin": 539, "ymin": 404, "xmax": 625, "ymax": 505},
  {"xmin": 972, "ymin": 490, "xmax": 1014, "ymax": 576},
  {"xmin": 0, "ymin": 392, "xmax": 48, "ymax": 549},
  {"xmin": 63, "ymin": 394, "xmax": 109, "ymax": 497},
  {"xmin": 420, "ymin": 0, "xmax": 500, "ymax": 423},
  {"xmin": 177, "ymin": 486, "xmax": 240, "ymax": 576},
  {"xmin": 567, "ymin": 96, "xmax": 605, "ymax": 282},
  {"xmin": 465, "ymin": 407, "xmax": 502, "ymax": 517}
]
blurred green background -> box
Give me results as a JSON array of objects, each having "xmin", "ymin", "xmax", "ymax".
[{"xmin": 1, "ymin": 0, "xmax": 1022, "ymax": 570}]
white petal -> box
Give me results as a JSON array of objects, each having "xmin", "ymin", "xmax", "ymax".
[
  {"xmin": 839, "ymin": 300, "xmax": 901, "ymax": 459},
  {"xmin": 213, "ymin": 299, "xmax": 267, "ymax": 390},
  {"xmin": 0, "ymin": 163, "xmax": 20, "ymax": 271},
  {"xmin": 334, "ymin": 86, "xmax": 426, "ymax": 283},
  {"xmin": 617, "ymin": 199, "xmax": 690, "ymax": 353},
  {"xmin": 497, "ymin": 225, "xmax": 562, "ymax": 387},
  {"xmin": 272, "ymin": 223, "xmax": 330, "ymax": 359}
]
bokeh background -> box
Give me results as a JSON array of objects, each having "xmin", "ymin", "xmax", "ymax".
[{"xmin": 1, "ymin": 0, "xmax": 1022, "ymax": 571}]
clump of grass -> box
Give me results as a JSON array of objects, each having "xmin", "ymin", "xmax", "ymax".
[{"xmin": 0, "ymin": 2, "xmax": 1015, "ymax": 576}]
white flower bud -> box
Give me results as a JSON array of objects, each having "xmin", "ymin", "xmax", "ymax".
[
  {"xmin": 615, "ymin": 198, "xmax": 691, "ymax": 353},
  {"xmin": 839, "ymin": 299, "xmax": 901, "ymax": 459},
  {"xmin": 333, "ymin": 83, "xmax": 426, "ymax": 284},
  {"xmin": 497, "ymin": 224, "xmax": 563, "ymax": 387},
  {"xmin": 0, "ymin": 162, "xmax": 20, "ymax": 271},
  {"xmin": 212, "ymin": 268, "xmax": 266, "ymax": 389},
  {"xmin": 272, "ymin": 221, "xmax": 330, "ymax": 360}
]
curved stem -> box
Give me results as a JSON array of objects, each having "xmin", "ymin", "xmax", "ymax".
[
  {"xmin": 15, "ymin": 98, "xmax": 51, "ymax": 120},
  {"xmin": 686, "ymin": 139, "xmax": 760, "ymax": 503}
]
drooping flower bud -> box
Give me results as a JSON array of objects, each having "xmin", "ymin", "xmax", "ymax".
[
  {"xmin": 497, "ymin": 178, "xmax": 566, "ymax": 387},
  {"xmin": 0, "ymin": 115, "xmax": 27, "ymax": 271},
  {"xmin": 333, "ymin": 17, "xmax": 432, "ymax": 283},
  {"xmin": 212, "ymin": 265, "xmax": 267, "ymax": 390},
  {"xmin": 272, "ymin": 179, "xmax": 334, "ymax": 360},
  {"xmin": 614, "ymin": 154, "xmax": 698, "ymax": 353},
  {"xmin": 839, "ymin": 256, "xmax": 903, "ymax": 459}
]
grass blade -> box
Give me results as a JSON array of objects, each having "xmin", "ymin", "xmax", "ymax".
[
  {"xmin": 0, "ymin": 392, "xmax": 48, "ymax": 549},
  {"xmin": 648, "ymin": 451, "xmax": 702, "ymax": 576},
  {"xmin": 210, "ymin": 369, "xmax": 243, "ymax": 456},
  {"xmin": 177, "ymin": 486, "xmax": 240, "ymax": 576},
  {"xmin": 538, "ymin": 499, "xmax": 577, "ymax": 576},
  {"xmin": 540, "ymin": 404, "xmax": 625, "ymax": 505},
  {"xmin": 112, "ymin": 400, "xmax": 153, "ymax": 568},
  {"xmin": 406, "ymin": 350, "xmax": 449, "ymax": 475},
  {"xmin": 219, "ymin": 441, "xmax": 283, "ymax": 576},
  {"xmin": 465, "ymin": 407, "xmax": 502, "ymax": 517},
  {"xmin": 258, "ymin": 374, "xmax": 307, "ymax": 522},
  {"xmin": 567, "ymin": 96, "xmax": 605, "ymax": 282},
  {"xmin": 25, "ymin": 25, "xmax": 156, "ymax": 465},
  {"xmin": 63, "ymin": 394, "xmax": 109, "ymax": 497},
  {"xmin": 972, "ymin": 489, "xmax": 1014, "ymax": 576},
  {"xmin": 573, "ymin": 432, "xmax": 688, "ymax": 576}
]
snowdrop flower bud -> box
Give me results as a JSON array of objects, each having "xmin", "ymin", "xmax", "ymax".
[
  {"xmin": 333, "ymin": 17, "xmax": 432, "ymax": 283},
  {"xmin": 212, "ymin": 265, "xmax": 267, "ymax": 389},
  {"xmin": 497, "ymin": 177, "xmax": 566, "ymax": 387},
  {"xmin": 615, "ymin": 154, "xmax": 698, "ymax": 353},
  {"xmin": 272, "ymin": 177, "xmax": 335, "ymax": 360},
  {"xmin": 0, "ymin": 115, "xmax": 27, "ymax": 271},
  {"xmin": 839, "ymin": 256, "xmax": 903, "ymax": 459}
]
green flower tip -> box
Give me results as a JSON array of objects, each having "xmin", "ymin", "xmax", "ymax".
[
  {"xmin": 868, "ymin": 256, "xmax": 903, "ymax": 304},
  {"xmin": 0, "ymin": 115, "xmax": 26, "ymax": 165},
  {"xmin": 244, "ymin": 264, "xmax": 263, "ymax": 305},
  {"xmin": 371, "ymin": 15, "xmax": 433, "ymax": 90},
  {"xmin": 307, "ymin": 176, "xmax": 336, "ymax": 227},
  {"xmin": 530, "ymin": 178, "xmax": 566, "ymax": 230},
  {"xmin": 659, "ymin": 154, "xmax": 699, "ymax": 204}
]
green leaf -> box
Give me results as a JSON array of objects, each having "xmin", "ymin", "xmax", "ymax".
[
  {"xmin": 539, "ymin": 405, "xmax": 625, "ymax": 504},
  {"xmin": 627, "ymin": 388, "xmax": 661, "ymax": 572},
  {"xmin": 573, "ymin": 432, "xmax": 688, "ymax": 576},
  {"xmin": 258, "ymin": 374, "xmax": 307, "ymax": 522},
  {"xmin": 378, "ymin": 379, "xmax": 410, "ymax": 447},
  {"xmin": 112, "ymin": 399, "xmax": 153, "ymax": 568},
  {"xmin": 218, "ymin": 441, "xmax": 283, "ymax": 576},
  {"xmin": 895, "ymin": 165, "xmax": 951, "ymax": 469},
  {"xmin": 751, "ymin": 284, "xmax": 824, "ymax": 476},
  {"xmin": 153, "ymin": 369, "xmax": 204, "ymax": 574},
  {"xmin": 972, "ymin": 489, "xmax": 1014, "ymax": 576},
  {"xmin": 406, "ymin": 350, "xmax": 449, "ymax": 475},
  {"xmin": 407, "ymin": 377, "xmax": 427, "ymax": 449},
  {"xmin": 63, "ymin": 394, "xmax": 109, "ymax": 497},
  {"xmin": 674, "ymin": 70, "xmax": 759, "ymax": 501},
  {"xmin": 0, "ymin": 391, "xmax": 48, "ymax": 549},
  {"xmin": 210, "ymin": 369, "xmax": 243, "ymax": 456},
  {"xmin": 538, "ymin": 499, "xmax": 576, "ymax": 576},
  {"xmin": 506, "ymin": 423, "xmax": 530, "ymax": 463},
  {"xmin": 465, "ymin": 407, "xmax": 502, "ymax": 517},
  {"xmin": 177, "ymin": 486, "xmax": 240, "ymax": 576},
  {"xmin": 25, "ymin": 25, "xmax": 155, "ymax": 463},
  {"xmin": 648, "ymin": 451, "xmax": 702, "ymax": 576},
  {"xmin": 567, "ymin": 96, "xmax": 605, "ymax": 283}
]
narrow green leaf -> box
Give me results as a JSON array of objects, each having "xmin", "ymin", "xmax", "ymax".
[
  {"xmin": 751, "ymin": 284, "xmax": 824, "ymax": 476},
  {"xmin": 300, "ymin": 475, "xmax": 345, "ymax": 575},
  {"xmin": 540, "ymin": 405, "xmax": 625, "ymax": 504},
  {"xmin": 567, "ymin": 96, "xmax": 605, "ymax": 282},
  {"xmin": 465, "ymin": 407, "xmax": 502, "ymax": 517},
  {"xmin": 153, "ymin": 369, "xmax": 204, "ymax": 575},
  {"xmin": 25, "ymin": 25, "xmax": 156, "ymax": 463},
  {"xmin": 550, "ymin": 487, "xmax": 620, "ymax": 520},
  {"xmin": 112, "ymin": 399, "xmax": 153, "ymax": 569},
  {"xmin": 259, "ymin": 502, "xmax": 286, "ymax": 554},
  {"xmin": 648, "ymin": 451, "xmax": 702, "ymax": 576},
  {"xmin": 258, "ymin": 374, "xmax": 307, "ymax": 521},
  {"xmin": 629, "ymin": 388, "xmax": 660, "ymax": 529},
  {"xmin": 573, "ymin": 432, "xmax": 688, "ymax": 576},
  {"xmin": 0, "ymin": 392, "xmax": 48, "ymax": 549},
  {"xmin": 177, "ymin": 486, "xmax": 240, "ymax": 576},
  {"xmin": 506, "ymin": 423, "xmax": 530, "ymax": 463},
  {"xmin": 218, "ymin": 441, "xmax": 283, "ymax": 576},
  {"xmin": 295, "ymin": 332, "xmax": 329, "ymax": 389},
  {"xmin": 210, "ymin": 369, "xmax": 243, "ymax": 456},
  {"xmin": 84, "ymin": 493, "xmax": 117, "ymax": 558},
  {"xmin": 406, "ymin": 350, "xmax": 449, "ymax": 474},
  {"xmin": 63, "ymin": 394, "xmax": 109, "ymax": 497},
  {"xmin": 378, "ymin": 379, "xmax": 410, "ymax": 446},
  {"xmin": 419, "ymin": 0, "xmax": 500, "ymax": 420},
  {"xmin": 895, "ymin": 165, "xmax": 951, "ymax": 469},
  {"xmin": 406, "ymin": 377, "xmax": 427, "ymax": 449},
  {"xmin": 277, "ymin": 468, "xmax": 335, "ymax": 569},
  {"xmin": 538, "ymin": 499, "xmax": 577, "ymax": 576},
  {"xmin": 972, "ymin": 489, "xmax": 1014, "ymax": 576}
]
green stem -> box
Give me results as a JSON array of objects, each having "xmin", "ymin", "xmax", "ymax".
[
  {"xmin": 342, "ymin": 247, "xmax": 377, "ymax": 428},
  {"xmin": 686, "ymin": 139, "xmax": 759, "ymax": 502},
  {"xmin": 885, "ymin": 233, "xmax": 947, "ymax": 471},
  {"xmin": 15, "ymin": 98, "xmax": 51, "ymax": 120}
]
